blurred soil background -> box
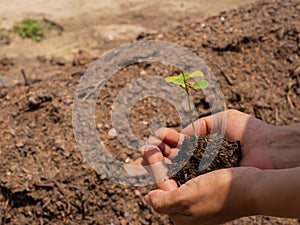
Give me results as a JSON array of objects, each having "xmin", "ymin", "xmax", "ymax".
[{"xmin": 0, "ymin": 0, "xmax": 255, "ymax": 86}]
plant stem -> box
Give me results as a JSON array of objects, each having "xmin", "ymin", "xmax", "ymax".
[{"xmin": 184, "ymin": 81, "xmax": 197, "ymax": 138}]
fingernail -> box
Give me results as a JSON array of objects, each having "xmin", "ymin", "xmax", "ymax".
[
  {"xmin": 156, "ymin": 127, "xmax": 166, "ymax": 139},
  {"xmin": 145, "ymin": 194, "xmax": 150, "ymax": 205}
]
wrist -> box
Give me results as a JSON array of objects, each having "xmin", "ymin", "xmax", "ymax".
[
  {"xmin": 224, "ymin": 167, "xmax": 262, "ymax": 218},
  {"xmin": 247, "ymin": 167, "xmax": 300, "ymax": 218},
  {"xmin": 269, "ymin": 124, "xmax": 300, "ymax": 169},
  {"xmin": 237, "ymin": 167, "xmax": 263, "ymax": 216}
]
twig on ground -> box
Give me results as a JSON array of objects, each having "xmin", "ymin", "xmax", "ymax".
[
  {"xmin": 21, "ymin": 69, "xmax": 29, "ymax": 86},
  {"xmin": 215, "ymin": 64, "xmax": 234, "ymax": 85}
]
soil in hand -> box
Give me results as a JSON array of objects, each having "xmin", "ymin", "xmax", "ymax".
[{"xmin": 168, "ymin": 134, "xmax": 241, "ymax": 186}]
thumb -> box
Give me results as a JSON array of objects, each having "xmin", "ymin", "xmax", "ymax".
[
  {"xmin": 182, "ymin": 118, "xmax": 209, "ymax": 136},
  {"xmin": 145, "ymin": 189, "xmax": 179, "ymax": 214}
]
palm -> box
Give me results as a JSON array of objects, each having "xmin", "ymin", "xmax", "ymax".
[
  {"xmin": 239, "ymin": 130, "xmax": 273, "ymax": 169},
  {"xmin": 175, "ymin": 110, "xmax": 274, "ymax": 169}
]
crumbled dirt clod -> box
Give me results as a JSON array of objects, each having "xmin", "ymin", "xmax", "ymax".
[{"xmin": 168, "ymin": 135, "xmax": 241, "ymax": 186}]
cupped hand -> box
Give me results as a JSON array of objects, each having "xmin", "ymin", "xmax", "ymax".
[
  {"xmin": 140, "ymin": 109, "xmax": 274, "ymax": 190},
  {"xmin": 144, "ymin": 167, "xmax": 259, "ymax": 225},
  {"xmin": 155, "ymin": 109, "xmax": 275, "ymax": 170},
  {"xmin": 140, "ymin": 110, "xmax": 300, "ymax": 224},
  {"xmin": 140, "ymin": 110, "xmax": 270, "ymax": 223}
]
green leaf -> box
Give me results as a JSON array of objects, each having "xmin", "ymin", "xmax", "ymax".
[
  {"xmin": 181, "ymin": 72, "xmax": 191, "ymax": 80},
  {"xmin": 165, "ymin": 75, "xmax": 183, "ymax": 83},
  {"xmin": 190, "ymin": 71, "xmax": 204, "ymax": 77},
  {"xmin": 191, "ymin": 80, "xmax": 209, "ymax": 89},
  {"xmin": 165, "ymin": 76, "xmax": 186, "ymax": 88}
]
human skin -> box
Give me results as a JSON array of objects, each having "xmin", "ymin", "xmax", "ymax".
[{"xmin": 140, "ymin": 109, "xmax": 300, "ymax": 225}]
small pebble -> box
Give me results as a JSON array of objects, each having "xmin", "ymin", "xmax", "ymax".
[
  {"xmin": 16, "ymin": 142, "xmax": 24, "ymax": 148},
  {"xmin": 140, "ymin": 70, "xmax": 147, "ymax": 75},
  {"xmin": 157, "ymin": 34, "xmax": 164, "ymax": 39},
  {"xmin": 108, "ymin": 128, "xmax": 117, "ymax": 137},
  {"xmin": 141, "ymin": 120, "xmax": 148, "ymax": 125}
]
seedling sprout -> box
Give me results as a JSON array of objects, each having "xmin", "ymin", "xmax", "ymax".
[{"xmin": 165, "ymin": 71, "xmax": 208, "ymax": 137}]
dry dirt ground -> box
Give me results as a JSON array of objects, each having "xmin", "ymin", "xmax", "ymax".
[
  {"xmin": 0, "ymin": 0, "xmax": 300, "ymax": 224},
  {"xmin": 0, "ymin": 0, "xmax": 255, "ymax": 86}
]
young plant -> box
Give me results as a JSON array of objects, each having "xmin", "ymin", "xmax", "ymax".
[
  {"xmin": 165, "ymin": 71, "xmax": 208, "ymax": 137},
  {"xmin": 13, "ymin": 18, "xmax": 63, "ymax": 42},
  {"xmin": 13, "ymin": 18, "xmax": 44, "ymax": 42}
]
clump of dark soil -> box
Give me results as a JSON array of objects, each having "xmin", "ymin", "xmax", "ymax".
[{"xmin": 168, "ymin": 135, "xmax": 241, "ymax": 186}]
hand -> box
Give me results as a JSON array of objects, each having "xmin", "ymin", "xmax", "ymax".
[
  {"xmin": 144, "ymin": 166, "xmax": 300, "ymax": 225},
  {"xmin": 145, "ymin": 109, "xmax": 300, "ymax": 171},
  {"xmin": 141, "ymin": 109, "xmax": 274, "ymax": 191},
  {"xmin": 179, "ymin": 109, "xmax": 300, "ymax": 169},
  {"xmin": 181, "ymin": 109, "xmax": 274, "ymax": 169},
  {"xmin": 141, "ymin": 110, "xmax": 300, "ymax": 224},
  {"xmin": 144, "ymin": 167, "xmax": 259, "ymax": 225},
  {"xmin": 140, "ymin": 110, "xmax": 263, "ymax": 224}
]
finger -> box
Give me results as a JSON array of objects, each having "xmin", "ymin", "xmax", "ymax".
[
  {"xmin": 146, "ymin": 136, "xmax": 172, "ymax": 157},
  {"xmin": 140, "ymin": 145, "xmax": 177, "ymax": 191},
  {"xmin": 156, "ymin": 179, "xmax": 178, "ymax": 191},
  {"xmin": 147, "ymin": 136, "xmax": 179, "ymax": 159},
  {"xmin": 145, "ymin": 189, "xmax": 180, "ymax": 214},
  {"xmin": 182, "ymin": 118, "xmax": 209, "ymax": 136},
  {"xmin": 140, "ymin": 144, "xmax": 164, "ymax": 165},
  {"xmin": 156, "ymin": 128, "xmax": 185, "ymax": 148},
  {"xmin": 182, "ymin": 110, "xmax": 253, "ymax": 141}
]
